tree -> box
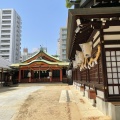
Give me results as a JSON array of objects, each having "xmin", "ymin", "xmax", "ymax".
[
  {"xmin": 65, "ymin": 0, "xmax": 81, "ymax": 8},
  {"xmin": 66, "ymin": 0, "xmax": 73, "ymax": 8}
]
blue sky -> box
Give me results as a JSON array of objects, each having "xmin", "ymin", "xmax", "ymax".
[{"xmin": 0, "ymin": 0, "xmax": 68, "ymax": 55}]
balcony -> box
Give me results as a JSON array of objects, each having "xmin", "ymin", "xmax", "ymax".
[
  {"xmin": 2, "ymin": 20, "xmax": 11, "ymax": 25},
  {"xmin": 1, "ymin": 35, "xmax": 10, "ymax": 39},
  {"xmin": 1, "ymin": 25, "xmax": 11, "ymax": 30},
  {"xmin": 62, "ymin": 52, "xmax": 66, "ymax": 55},
  {"xmin": 62, "ymin": 41, "xmax": 66, "ymax": 44},
  {"xmin": 2, "ymin": 16, "xmax": 11, "ymax": 19},
  {"xmin": 0, "ymin": 52, "xmax": 9, "ymax": 55},
  {"xmin": 2, "ymin": 10, "xmax": 12, "ymax": 14},
  {"xmin": 0, "ymin": 43, "xmax": 10, "ymax": 46},
  {"xmin": 1, "ymin": 33, "xmax": 10, "ymax": 36},
  {"xmin": 62, "ymin": 46, "xmax": 66, "ymax": 49},
  {"xmin": 1, "ymin": 30, "xmax": 11, "ymax": 34},
  {"xmin": 0, "ymin": 45, "xmax": 10, "ymax": 49},
  {"xmin": 0, "ymin": 38, "xmax": 10, "ymax": 41},
  {"xmin": 1, "ymin": 56, "xmax": 9, "ymax": 59}
]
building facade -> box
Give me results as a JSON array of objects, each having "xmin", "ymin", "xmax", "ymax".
[
  {"xmin": 0, "ymin": 9, "xmax": 22, "ymax": 63},
  {"xmin": 67, "ymin": 0, "xmax": 120, "ymax": 119},
  {"xmin": 58, "ymin": 27, "xmax": 67, "ymax": 61}
]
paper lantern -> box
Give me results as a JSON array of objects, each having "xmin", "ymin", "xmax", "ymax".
[{"xmin": 49, "ymin": 71, "xmax": 52, "ymax": 77}]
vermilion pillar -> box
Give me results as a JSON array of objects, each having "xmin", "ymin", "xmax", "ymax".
[
  {"xmin": 31, "ymin": 70, "xmax": 34, "ymax": 82},
  {"xmin": 23, "ymin": 70, "xmax": 24, "ymax": 79},
  {"xmin": 60, "ymin": 69, "xmax": 62, "ymax": 82},
  {"xmin": 32, "ymin": 70, "xmax": 34, "ymax": 78}
]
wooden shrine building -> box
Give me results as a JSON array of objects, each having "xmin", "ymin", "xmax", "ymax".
[
  {"xmin": 10, "ymin": 49, "xmax": 69, "ymax": 83},
  {"xmin": 66, "ymin": 0, "xmax": 120, "ymax": 119},
  {"xmin": 0, "ymin": 56, "xmax": 12, "ymax": 86}
]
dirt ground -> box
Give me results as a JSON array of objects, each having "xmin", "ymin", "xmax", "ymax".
[
  {"xmin": 13, "ymin": 86, "xmax": 81, "ymax": 120},
  {"xmin": 12, "ymin": 85, "xmax": 111, "ymax": 120}
]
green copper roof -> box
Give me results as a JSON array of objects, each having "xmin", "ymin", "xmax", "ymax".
[
  {"xmin": 10, "ymin": 59, "xmax": 69, "ymax": 68},
  {"xmin": 22, "ymin": 50, "xmax": 61, "ymax": 63}
]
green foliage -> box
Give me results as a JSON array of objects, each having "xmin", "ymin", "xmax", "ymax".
[
  {"xmin": 65, "ymin": 0, "xmax": 80, "ymax": 8},
  {"xmin": 66, "ymin": 0, "xmax": 73, "ymax": 8}
]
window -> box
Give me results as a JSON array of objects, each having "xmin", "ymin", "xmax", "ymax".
[
  {"xmin": 2, "ymin": 55, "xmax": 9, "ymax": 59},
  {"xmin": 106, "ymin": 50, "xmax": 120, "ymax": 95}
]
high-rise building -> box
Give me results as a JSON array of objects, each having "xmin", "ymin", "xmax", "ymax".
[
  {"xmin": 0, "ymin": 9, "xmax": 22, "ymax": 63},
  {"xmin": 58, "ymin": 27, "xmax": 67, "ymax": 61}
]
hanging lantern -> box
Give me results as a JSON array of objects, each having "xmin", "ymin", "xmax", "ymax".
[
  {"xmin": 49, "ymin": 71, "xmax": 52, "ymax": 77},
  {"xmin": 28, "ymin": 72, "xmax": 31, "ymax": 77}
]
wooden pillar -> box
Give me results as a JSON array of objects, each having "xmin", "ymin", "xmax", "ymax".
[
  {"xmin": 0, "ymin": 69, "xmax": 2, "ymax": 84},
  {"xmin": 39, "ymin": 70, "xmax": 40, "ymax": 80},
  {"xmin": 18, "ymin": 69, "xmax": 21, "ymax": 83},
  {"xmin": 72, "ymin": 70, "xmax": 74, "ymax": 81},
  {"xmin": 74, "ymin": 69, "xmax": 76, "ymax": 81},
  {"xmin": 60, "ymin": 69, "xmax": 62, "ymax": 82},
  {"xmin": 32, "ymin": 70, "xmax": 34, "ymax": 79},
  {"xmin": 23, "ymin": 70, "xmax": 24, "ymax": 79},
  {"xmin": 1, "ymin": 68, "xmax": 3, "ymax": 86}
]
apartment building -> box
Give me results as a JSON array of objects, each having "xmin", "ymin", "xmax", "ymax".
[
  {"xmin": 0, "ymin": 9, "xmax": 21, "ymax": 63},
  {"xmin": 58, "ymin": 27, "xmax": 67, "ymax": 61}
]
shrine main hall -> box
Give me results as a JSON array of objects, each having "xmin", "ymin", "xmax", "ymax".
[{"xmin": 10, "ymin": 49, "xmax": 69, "ymax": 83}]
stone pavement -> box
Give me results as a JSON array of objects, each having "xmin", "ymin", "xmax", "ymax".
[
  {"xmin": 0, "ymin": 86, "xmax": 44, "ymax": 120},
  {"xmin": 70, "ymin": 86, "xmax": 111, "ymax": 120}
]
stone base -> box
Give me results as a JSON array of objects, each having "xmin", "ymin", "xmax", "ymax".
[
  {"xmin": 73, "ymin": 81, "xmax": 120, "ymax": 119},
  {"xmin": 96, "ymin": 96, "xmax": 120, "ymax": 120}
]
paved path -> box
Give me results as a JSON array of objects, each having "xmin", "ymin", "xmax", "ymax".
[{"xmin": 0, "ymin": 86, "xmax": 43, "ymax": 120}]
